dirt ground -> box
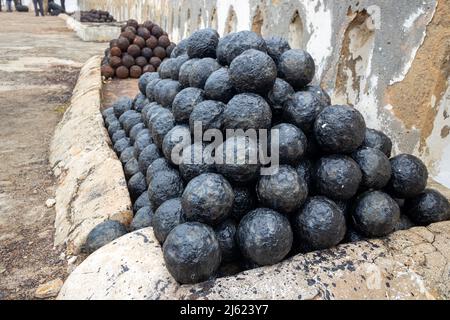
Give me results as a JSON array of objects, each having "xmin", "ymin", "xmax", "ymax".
[{"xmin": 0, "ymin": 12, "xmax": 105, "ymax": 300}]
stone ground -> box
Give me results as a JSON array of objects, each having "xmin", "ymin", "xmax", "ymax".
[{"xmin": 0, "ymin": 12, "xmax": 104, "ymax": 300}]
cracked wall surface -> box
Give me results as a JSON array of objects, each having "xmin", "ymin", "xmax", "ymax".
[{"xmin": 78, "ymin": 0, "xmax": 450, "ymax": 188}]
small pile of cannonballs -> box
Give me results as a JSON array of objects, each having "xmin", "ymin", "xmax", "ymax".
[
  {"xmin": 79, "ymin": 10, "xmax": 116, "ymax": 23},
  {"xmin": 101, "ymin": 19, "xmax": 176, "ymax": 79},
  {"xmin": 101, "ymin": 28, "xmax": 450, "ymax": 284}
]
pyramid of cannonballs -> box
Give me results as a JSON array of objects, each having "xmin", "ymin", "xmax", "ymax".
[
  {"xmin": 101, "ymin": 19, "xmax": 176, "ymax": 79},
  {"xmin": 101, "ymin": 29, "xmax": 450, "ymax": 284},
  {"xmin": 79, "ymin": 9, "xmax": 116, "ymax": 23}
]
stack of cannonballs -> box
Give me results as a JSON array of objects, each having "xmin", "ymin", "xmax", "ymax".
[
  {"xmin": 101, "ymin": 28, "xmax": 450, "ymax": 284},
  {"xmin": 79, "ymin": 10, "xmax": 116, "ymax": 23},
  {"xmin": 101, "ymin": 19, "xmax": 176, "ymax": 80}
]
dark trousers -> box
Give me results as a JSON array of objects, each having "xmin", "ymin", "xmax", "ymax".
[
  {"xmin": 32, "ymin": 0, "xmax": 44, "ymax": 16},
  {"xmin": 6, "ymin": 0, "xmax": 13, "ymax": 12},
  {"xmin": 60, "ymin": 0, "xmax": 65, "ymax": 12}
]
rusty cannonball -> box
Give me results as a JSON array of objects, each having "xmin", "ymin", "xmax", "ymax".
[
  {"xmin": 153, "ymin": 46, "xmax": 167, "ymax": 60},
  {"xmin": 141, "ymin": 47, "xmax": 153, "ymax": 60},
  {"xmin": 126, "ymin": 19, "xmax": 139, "ymax": 29},
  {"xmin": 109, "ymin": 56, "xmax": 122, "ymax": 68},
  {"xmin": 124, "ymin": 26, "xmax": 136, "ymax": 34},
  {"xmin": 158, "ymin": 35, "xmax": 170, "ymax": 48},
  {"xmin": 151, "ymin": 25, "xmax": 163, "ymax": 38},
  {"xmin": 121, "ymin": 30, "xmax": 136, "ymax": 42},
  {"xmin": 130, "ymin": 65, "xmax": 142, "ymax": 78},
  {"xmin": 116, "ymin": 66, "xmax": 129, "ymax": 79},
  {"xmin": 143, "ymin": 64, "xmax": 156, "ymax": 74},
  {"xmin": 121, "ymin": 54, "xmax": 135, "ymax": 69},
  {"xmin": 127, "ymin": 44, "xmax": 141, "ymax": 58},
  {"xmin": 109, "ymin": 39, "xmax": 118, "ymax": 48},
  {"xmin": 146, "ymin": 36, "xmax": 158, "ymax": 49},
  {"xmin": 117, "ymin": 36, "xmax": 130, "ymax": 52},
  {"xmin": 101, "ymin": 65, "xmax": 114, "ymax": 79},
  {"xmin": 110, "ymin": 46, "xmax": 122, "ymax": 57},
  {"xmin": 135, "ymin": 56, "xmax": 148, "ymax": 68},
  {"xmin": 133, "ymin": 36, "xmax": 146, "ymax": 49},
  {"xmin": 137, "ymin": 27, "xmax": 151, "ymax": 40},
  {"xmin": 150, "ymin": 56, "xmax": 162, "ymax": 68},
  {"xmin": 143, "ymin": 20, "xmax": 154, "ymax": 30}
]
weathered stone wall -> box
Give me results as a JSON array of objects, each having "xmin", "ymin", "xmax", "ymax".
[{"xmin": 78, "ymin": 0, "xmax": 450, "ymax": 188}]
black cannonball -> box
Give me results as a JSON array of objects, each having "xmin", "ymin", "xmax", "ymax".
[
  {"xmin": 170, "ymin": 38, "xmax": 188, "ymax": 58},
  {"xmin": 146, "ymin": 157, "xmax": 172, "ymax": 185},
  {"xmin": 344, "ymin": 225, "xmax": 366, "ymax": 243},
  {"xmin": 231, "ymin": 186, "xmax": 256, "ymax": 221},
  {"xmin": 181, "ymin": 173, "xmax": 234, "ymax": 225},
  {"xmin": 264, "ymin": 36, "xmax": 291, "ymax": 65},
  {"xmin": 302, "ymin": 85, "xmax": 331, "ymax": 106},
  {"xmin": 387, "ymin": 154, "xmax": 428, "ymax": 198},
  {"xmin": 352, "ymin": 191, "xmax": 400, "ymax": 237},
  {"xmin": 107, "ymin": 120, "xmax": 121, "ymax": 137},
  {"xmin": 124, "ymin": 158, "xmax": 140, "ymax": 180},
  {"xmin": 162, "ymin": 125, "xmax": 191, "ymax": 165},
  {"xmin": 84, "ymin": 220, "xmax": 127, "ymax": 254},
  {"xmin": 393, "ymin": 214, "xmax": 415, "ymax": 231},
  {"xmin": 138, "ymin": 72, "xmax": 159, "ymax": 95},
  {"xmin": 315, "ymin": 155, "xmax": 362, "ymax": 200},
  {"xmin": 153, "ymin": 198, "xmax": 186, "ymax": 243},
  {"xmin": 189, "ymin": 58, "xmax": 221, "ymax": 89},
  {"xmin": 362, "ymin": 128, "xmax": 393, "ymax": 157},
  {"xmin": 204, "ymin": 67, "xmax": 236, "ymax": 103},
  {"xmin": 145, "ymin": 78, "xmax": 162, "ymax": 102},
  {"xmin": 229, "ymin": 49, "xmax": 277, "ymax": 94},
  {"xmin": 122, "ymin": 113, "xmax": 142, "ymax": 134},
  {"xmin": 149, "ymin": 108, "xmax": 176, "ymax": 149},
  {"xmin": 237, "ymin": 208, "xmax": 292, "ymax": 266},
  {"xmin": 159, "ymin": 80, "xmax": 182, "ymax": 108},
  {"xmin": 257, "ymin": 165, "xmax": 308, "ymax": 214},
  {"xmin": 130, "ymin": 206, "xmax": 153, "ymax": 231},
  {"xmin": 128, "ymin": 172, "xmax": 147, "ymax": 201},
  {"xmin": 217, "ymin": 31, "xmax": 267, "ymax": 65},
  {"xmin": 187, "ymin": 28, "xmax": 220, "ymax": 59},
  {"xmin": 153, "ymin": 79, "xmax": 172, "ymax": 105},
  {"xmin": 133, "ymin": 130, "xmax": 153, "ymax": 158},
  {"xmin": 138, "ymin": 143, "xmax": 162, "ymax": 173},
  {"xmin": 163, "ymin": 222, "xmax": 221, "ymax": 284},
  {"xmin": 405, "ymin": 189, "xmax": 450, "ymax": 225},
  {"xmin": 114, "ymin": 137, "xmax": 131, "ymax": 155},
  {"xmin": 272, "ymin": 123, "xmax": 307, "ymax": 165},
  {"xmin": 104, "ymin": 114, "xmax": 118, "ymax": 129},
  {"xmin": 112, "ymin": 96, "xmax": 133, "ymax": 117},
  {"xmin": 171, "ymin": 54, "xmax": 189, "ymax": 80},
  {"xmin": 267, "ymin": 78, "xmax": 294, "ymax": 119},
  {"xmin": 111, "ymin": 129, "xmax": 127, "ymax": 145},
  {"xmin": 179, "ymin": 143, "xmax": 216, "ymax": 182},
  {"xmin": 283, "ymin": 91, "xmax": 327, "ymax": 133},
  {"xmin": 133, "ymin": 191, "xmax": 151, "ymax": 213},
  {"xmin": 296, "ymin": 158, "xmax": 314, "ymax": 192},
  {"xmin": 147, "ymin": 169, "xmax": 184, "ymax": 210},
  {"xmin": 223, "ymin": 93, "xmax": 272, "ymax": 131},
  {"xmin": 352, "ymin": 147, "xmax": 391, "ymax": 190},
  {"xmin": 102, "ymin": 107, "xmax": 115, "ymax": 119},
  {"xmin": 172, "ymin": 87, "xmax": 205, "ymax": 123},
  {"xmin": 128, "ymin": 122, "xmax": 144, "ymax": 143},
  {"xmin": 119, "ymin": 146, "xmax": 135, "ymax": 165},
  {"xmin": 189, "ymin": 100, "xmax": 225, "ymax": 133},
  {"xmin": 314, "ymin": 105, "xmax": 366, "ymax": 153},
  {"xmin": 278, "ymin": 49, "xmax": 315, "ymax": 89},
  {"xmin": 158, "ymin": 58, "xmax": 175, "ymax": 79},
  {"xmin": 293, "ymin": 196, "xmax": 346, "ymax": 251},
  {"xmin": 178, "ymin": 58, "xmax": 199, "ymax": 88},
  {"xmin": 215, "ymin": 219, "xmax": 239, "ymax": 262}
]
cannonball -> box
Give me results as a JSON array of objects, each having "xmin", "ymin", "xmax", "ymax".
[
  {"xmin": 352, "ymin": 191, "xmax": 400, "ymax": 237},
  {"xmin": 111, "ymin": 129, "xmax": 126, "ymax": 144},
  {"xmin": 138, "ymin": 72, "xmax": 159, "ymax": 95},
  {"xmin": 130, "ymin": 206, "xmax": 153, "ymax": 231},
  {"xmin": 158, "ymin": 35, "xmax": 171, "ymax": 48},
  {"xmin": 178, "ymin": 58, "xmax": 199, "ymax": 88},
  {"xmin": 158, "ymin": 58, "xmax": 175, "ymax": 79},
  {"xmin": 109, "ymin": 56, "xmax": 122, "ymax": 68},
  {"xmin": 143, "ymin": 64, "xmax": 156, "ymax": 74},
  {"xmin": 149, "ymin": 56, "xmax": 162, "ymax": 69},
  {"xmin": 151, "ymin": 25, "xmax": 163, "ymax": 38},
  {"xmin": 124, "ymin": 158, "xmax": 140, "ymax": 180},
  {"xmin": 133, "ymin": 35, "xmax": 146, "ymax": 48},
  {"xmin": 101, "ymin": 64, "xmax": 114, "ymax": 79},
  {"xmin": 158, "ymin": 80, "xmax": 182, "ymax": 108},
  {"xmin": 130, "ymin": 65, "xmax": 142, "ymax": 78},
  {"xmin": 138, "ymin": 144, "xmax": 162, "ymax": 173},
  {"xmin": 229, "ymin": 49, "xmax": 277, "ymax": 94},
  {"xmin": 148, "ymin": 169, "xmax": 184, "ymax": 210},
  {"xmin": 112, "ymin": 96, "xmax": 133, "ymax": 117},
  {"xmin": 162, "ymin": 125, "xmax": 191, "ymax": 165},
  {"xmin": 170, "ymin": 54, "xmax": 189, "ymax": 80},
  {"xmin": 204, "ymin": 67, "xmax": 236, "ymax": 103},
  {"xmin": 278, "ymin": 49, "xmax": 315, "ymax": 89},
  {"xmin": 314, "ymin": 105, "xmax": 366, "ymax": 153},
  {"xmin": 189, "ymin": 100, "xmax": 225, "ymax": 133},
  {"xmin": 127, "ymin": 44, "xmax": 141, "ymax": 58},
  {"xmin": 189, "ymin": 58, "xmax": 221, "ymax": 89},
  {"xmin": 142, "ymin": 20, "xmax": 154, "ymax": 30},
  {"xmin": 133, "ymin": 130, "xmax": 153, "ymax": 158},
  {"xmin": 405, "ymin": 189, "xmax": 450, "ymax": 225},
  {"xmin": 113, "ymin": 137, "xmax": 131, "ymax": 155},
  {"xmin": 296, "ymin": 158, "xmax": 314, "ymax": 192},
  {"xmin": 119, "ymin": 146, "xmax": 135, "ymax": 165},
  {"xmin": 179, "ymin": 143, "xmax": 216, "ymax": 182},
  {"xmin": 135, "ymin": 56, "xmax": 147, "ymax": 68},
  {"xmin": 110, "ymin": 46, "xmax": 122, "ymax": 57},
  {"xmin": 293, "ymin": 196, "xmax": 346, "ymax": 251},
  {"xmin": 146, "ymin": 35, "xmax": 158, "ymax": 49},
  {"xmin": 163, "ymin": 222, "xmax": 221, "ymax": 284},
  {"xmin": 302, "ymin": 85, "xmax": 331, "ymax": 106},
  {"xmin": 117, "ymin": 36, "xmax": 130, "ymax": 52},
  {"xmin": 126, "ymin": 19, "xmax": 139, "ymax": 29},
  {"xmin": 187, "ymin": 28, "xmax": 220, "ymax": 59},
  {"xmin": 264, "ymin": 36, "xmax": 291, "ymax": 65},
  {"xmin": 133, "ymin": 191, "xmax": 151, "ymax": 213},
  {"xmin": 166, "ymin": 42, "xmax": 176, "ymax": 57},
  {"xmin": 115, "ymin": 66, "xmax": 129, "ymax": 79},
  {"xmin": 237, "ymin": 208, "xmax": 292, "ymax": 266},
  {"xmin": 267, "ymin": 78, "xmax": 294, "ymax": 119},
  {"xmin": 84, "ymin": 220, "xmax": 127, "ymax": 254},
  {"xmin": 315, "ymin": 155, "xmax": 362, "ymax": 200},
  {"xmin": 215, "ymin": 219, "xmax": 239, "ymax": 262},
  {"xmin": 181, "ymin": 173, "xmax": 234, "ymax": 225},
  {"xmin": 137, "ymin": 26, "xmax": 151, "ymax": 40},
  {"xmin": 172, "ymin": 87, "xmax": 205, "ymax": 123},
  {"xmin": 387, "ymin": 154, "xmax": 428, "ymax": 198},
  {"xmin": 272, "ymin": 123, "xmax": 307, "ymax": 165},
  {"xmin": 393, "ymin": 214, "xmax": 415, "ymax": 231},
  {"xmin": 362, "ymin": 128, "xmax": 393, "ymax": 157},
  {"xmin": 352, "ymin": 147, "xmax": 391, "ymax": 190},
  {"xmin": 141, "ymin": 47, "xmax": 153, "ymax": 60},
  {"xmin": 109, "ymin": 38, "xmax": 119, "ymax": 48},
  {"xmin": 121, "ymin": 30, "xmax": 136, "ymax": 42},
  {"xmin": 231, "ymin": 187, "xmax": 256, "ymax": 221},
  {"xmin": 121, "ymin": 54, "xmax": 135, "ymax": 68},
  {"xmin": 257, "ymin": 165, "xmax": 308, "ymax": 214},
  {"xmin": 217, "ymin": 30, "xmax": 267, "ymax": 65},
  {"xmin": 283, "ymin": 91, "xmax": 327, "ymax": 133},
  {"xmin": 223, "ymin": 93, "xmax": 272, "ymax": 131},
  {"xmin": 128, "ymin": 172, "xmax": 147, "ymax": 201},
  {"xmin": 107, "ymin": 120, "xmax": 121, "ymax": 136},
  {"xmin": 153, "ymin": 198, "xmax": 185, "ymax": 243},
  {"xmin": 171, "ymin": 38, "xmax": 188, "ymax": 58},
  {"xmin": 153, "ymin": 46, "xmax": 167, "ymax": 60}
]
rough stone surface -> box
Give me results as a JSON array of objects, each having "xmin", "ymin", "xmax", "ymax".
[
  {"xmin": 49, "ymin": 56, "xmax": 132, "ymax": 255},
  {"xmin": 35, "ymin": 279, "xmax": 64, "ymax": 299}
]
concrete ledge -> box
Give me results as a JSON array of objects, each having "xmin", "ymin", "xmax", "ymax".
[
  {"xmin": 59, "ymin": 14, "xmax": 121, "ymax": 42},
  {"xmin": 50, "ymin": 56, "xmax": 132, "ymax": 255}
]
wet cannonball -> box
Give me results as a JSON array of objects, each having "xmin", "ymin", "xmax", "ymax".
[
  {"xmin": 237, "ymin": 208, "xmax": 293, "ymax": 266},
  {"xmin": 215, "ymin": 219, "xmax": 239, "ymax": 262},
  {"xmin": 352, "ymin": 147, "xmax": 391, "ymax": 190},
  {"xmin": 229, "ymin": 49, "xmax": 277, "ymax": 94},
  {"xmin": 387, "ymin": 154, "xmax": 428, "ymax": 198},
  {"xmin": 84, "ymin": 220, "xmax": 127, "ymax": 254},
  {"xmin": 163, "ymin": 222, "xmax": 221, "ymax": 284},
  {"xmin": 257, "ymin": 165, "xmax": 308, "ymax": 214},
  {"xmin": 153, "ymin": 198, "xmax": 185, "ymax": 243},
  {"xmin": 189, "ymin": 58, "xmax": 221, "ymax": 89},
  {"xmin": 278, "ymin": 49, "xmax": 315, "ymax": 90},
  {"xmin": 231, "ymin": 187, "xmax": 256, "ymax": 221},
  {"xmin": 352, "ymin": 191, "xmax": 400, "ymax": 237},
  {"xmin": 271, "ymin": 123, "xmax": 307, "ymax": 165},
  {"xmin": 314, "ymin": 105, "xmax": 366, "ymax": 154},
  {"xmin": 405, "ymin": 189, "xmax": 450, "ymax": 225},
  {"xmin": 187, "ymin": 28, "xmax": 220, "ymax": 59},
  {"xmin": 283, "ymin": 90, "xmax": 327, "ymax": 133},
  {"xmin": 362, "ymin": 128, "xmax": 393, "ymax": 157},
  {"xmin": 172, "ymin": 87, "xmax": 205, "ymax": 123},
  {"xmin": 217, "ymin": 31, "xmax": 267, "ymax": 65},
  {"xmin": 181, "ymin": 173, "xmax": 234, "ymax": 225},
  {"xmin": 204, "ymin": 68, "xmax": 236, "ymax": 103},
  {"xmin": 223, "ymin": 93, "xmax": 272, "ymax": 131},
  {"xmin": 189, "ymin": 100, "xmax": 225, "ymax": 134},
  {"xmin": 315, "ymin": 155, "xmax": 362, "ymax": 200},
  {"xmin": 162, "ymin": 125, "xmax": 191, "ymax": 165},
  {"xmin": 293, "ymin": 196, "xmax": 346, "ymax": 251},
  {"xmin": 147, "ymin": 169, "xmax": 184, "ymax": 210}
]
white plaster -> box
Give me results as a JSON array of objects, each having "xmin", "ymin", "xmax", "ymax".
[
  {"xmin": 216, "ymin": 0, "xmax": 251, "ymax": 36},
  {"xmin": 403, "ymin": 7, "xmax": 425, "ymax": 29}
]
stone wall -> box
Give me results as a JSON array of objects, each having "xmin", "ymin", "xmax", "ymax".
[{"xmin": 79, "ymin": 0, "xmax": 450, "ymax": 188}]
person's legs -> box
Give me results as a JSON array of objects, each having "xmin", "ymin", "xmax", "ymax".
[
  {"xmin": 60, "ymin": 0, "xmax": 65, "ymax": 12},
  {"xmin": 37, "ymin": 0, "xmax": 44, "ymax": 16},
  {"xmin": 7, "ymin": 0, "xmax": 13, "ymax": 12},
  {"xmin": 32, "ymin": 0, "xmax": 39, "ymax": 15}
]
